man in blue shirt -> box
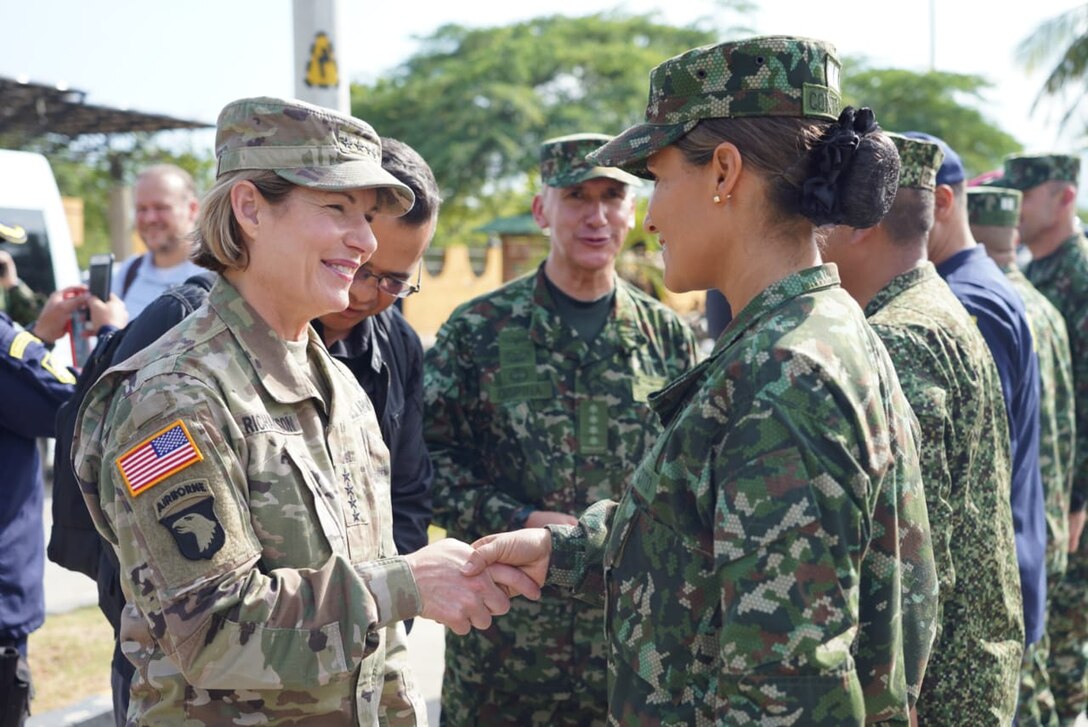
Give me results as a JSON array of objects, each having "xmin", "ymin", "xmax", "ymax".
[{"xmin": 906, "ymin": 130, "xmax": 1049, "ymax": 698}]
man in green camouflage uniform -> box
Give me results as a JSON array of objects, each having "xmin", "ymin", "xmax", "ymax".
[
  {"xmin": 997, "ymin": 153, "xmax": 1088, "ymax": 723},
  {"xmin": 465, "ymin": 36, "xmax": 939, "ymax": 725},
  {"xmin": 824, "ymin": 135, "xmax": 1023, "ymax": 724},
  {"xmin": 0, "ymin": 228, "xmax": 44, "ymax": 326},
  {"xmin": 424, "ymin": 133, "xmax": 698, "ymax": 725},
  {"xmin": 70, "ymin": 96, "xmax": 536, "ymax": 725},
  {"xmin": 969, "ymin": 184, "xmax": 1075, "ymax": 726}
]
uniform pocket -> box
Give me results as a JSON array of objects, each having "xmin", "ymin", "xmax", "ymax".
[{"xmin": 246, "ymin": 438, "xmax": 342, "ymax": 568}]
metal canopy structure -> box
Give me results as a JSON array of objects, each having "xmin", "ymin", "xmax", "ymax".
[{"xmin": 0, "ymin": 76, "xmax": 211, "ymax": 139}]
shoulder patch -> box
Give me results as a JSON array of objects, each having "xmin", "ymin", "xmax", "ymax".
[
  {"xmin": 8, "ymin": 330, "xmax": 40, "ymax": 359},
  {"xmin": 157, "ymin": 484, "xmax": 225, "ymax": 561},
  {"xmin": 116, "ymin": 419, "xmax": 204, "ymax": 497}
]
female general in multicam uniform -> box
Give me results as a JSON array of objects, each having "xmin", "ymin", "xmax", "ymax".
[{"xmin": 72, "ymin": 96, "xmax": 536, "ymax": 725}]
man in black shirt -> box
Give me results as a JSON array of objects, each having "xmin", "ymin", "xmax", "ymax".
[{"xmin": 313, "ymin": 137, "xmax": 439, "ymax": 563}]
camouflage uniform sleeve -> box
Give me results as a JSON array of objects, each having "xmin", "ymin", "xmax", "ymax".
[
  {"xmin": 1067, "ymin": 285, "xmax": 1088, "ymax": 509},
  {"xmin": 424, "ymin": 317, "xmax": 525, "ymax": 538},
  {"xmin": 710, "ymin": 384, "xmax": 897, "ymax": 722},
  {"xmin": 545, "ymin": 498, "xmax": 618, "ymax": 602},
  {"xmin": 380, "ymin": 621, "xmax": 427, "ymax": 724},
  {"xmin": 74, "ymin": 375, "xmax": 421, "ymax": 691},
  {"xmin": 891, "ymin": 400, "xmax": 939, "ymax": 710},
  {"xmin": 4, "ymin": 280, "xmax": 44, "ymax": 327},
  {"xmin": 870, "ymin": 324, "xmax": 952, "ymax": 701}
]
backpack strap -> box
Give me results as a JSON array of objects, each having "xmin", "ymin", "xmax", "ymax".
[{"xmin": 121, "ymin": 254, "xmax": 145, "ymax": 298}]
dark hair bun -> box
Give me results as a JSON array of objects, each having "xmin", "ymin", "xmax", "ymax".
[{"xmin": 799, "ymin": 107, "xmax": 900, "ymax": 228}]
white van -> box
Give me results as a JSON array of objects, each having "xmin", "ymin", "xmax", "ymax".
[{"xmin": 0, "ymin": 149, "xmax": 84, "ymax": 368}]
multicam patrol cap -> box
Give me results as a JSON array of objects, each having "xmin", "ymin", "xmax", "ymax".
[
  {"xmin": 992, "ymin": 153, "xmax": 1081, "ymax": 191},
  {"xmin": 214, "ymin": 96, "xmax": 414, "ymax": 215},
  {"xmin": 540, "ymin": 133, "xmax": 642, "ymax": 188},
  {"xmin": 967, "ymin": 186, "xmax": 1022, "ymax": 228},
  {"xmin": 588, "ymin": 36, "xmax": 843, "ymax": 176},
  {"xmin": 888, "ymin": 133, "xmax": 944, "ymax": 191}
]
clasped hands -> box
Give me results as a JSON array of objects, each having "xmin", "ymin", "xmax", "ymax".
[{"xmin": 403, "ymin": 525, "xmax": 558, "ymax": 636}]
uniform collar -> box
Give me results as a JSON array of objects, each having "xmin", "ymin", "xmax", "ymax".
[
  {"xmin": 864, "ymin": 262, "xmax": 937, "ymax": 318},
  {"xmin": 208, "ymin": 277, "xmax": 326, "ymax": 406},
  {"xmin": 650, "ymin": 264, "xmax": 841, "ymax": 421},
  {"xmin": 315, "ymin": 315, "xmax": 384, "ymax": 376},
  {"xmin": 527, "ymin": 263, "xmax": 643, "ymax": 358}
]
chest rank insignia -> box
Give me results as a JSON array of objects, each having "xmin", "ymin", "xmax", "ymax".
[{"xmin": 155, "ymin": 480, "xmax": 225, "ymax": 561}]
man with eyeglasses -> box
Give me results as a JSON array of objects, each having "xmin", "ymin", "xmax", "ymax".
[
  {"xmin": 313, "ymin": 137, "xmax": 438, "ymax": 576},
  {"xmin": 424, "ymin": 133, "xmax": 699, "ymax": 725}
]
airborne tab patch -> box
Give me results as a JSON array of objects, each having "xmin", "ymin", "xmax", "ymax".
[
  {"xmin": 156, "ymin": 482, "xmax": 225, "ymax": 561},
  {"xmin": 116, "ymin": 420, "xmax": 204, "ymax": 497}
]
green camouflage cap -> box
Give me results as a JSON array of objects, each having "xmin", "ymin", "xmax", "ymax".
[
  {"xmin": 588, "ymin": 35, "xmax": 843, "ymax": 177},
  {"xmin": 540, "ymin": 133, "xmax": 642, "ymax": 188},
  {"xmin": 992, "ymin": 153, "xmax": 1080, "ymax": 191},
  {"xmin": 888, "ymin": 133, "xmax": 943, "ymax": 191},
  {"xmin": 967, "ymin": 186, "xmax": 1022, "ymax": 228},
  {"xmin": 214, "ymin": 96, "xmax": 414, "ymax": 215}
]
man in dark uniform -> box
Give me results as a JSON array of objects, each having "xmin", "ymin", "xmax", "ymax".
[
  {"xmin": 312, "ymin": 138, "xmax": 439, "ymax": 565},
  {"xmin": 0, "ymin": 282, "xmax": 125, "ymax": 725}
]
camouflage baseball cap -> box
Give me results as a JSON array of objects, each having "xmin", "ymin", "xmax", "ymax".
[
  {"xmin": 540, "ymin": 133, "xmax": 642, "ymax": 188},
  {"xmin": 214, "ymin": 96, "xmax": 414, "ymax": 215},
  {"xmin": 967, "ymin": 186, "xmax": 1022, "ymax": 228},
  {"xmin": 888, "ymin": 133, "xmax": 943, "ymax": 191},
  {"xmin": 588, "ymin": 36, "xmax": 843, "ymax": 177},
  {"xmin": 991, "ymin": 153, "xmax": 1080, "ymax": 191}
]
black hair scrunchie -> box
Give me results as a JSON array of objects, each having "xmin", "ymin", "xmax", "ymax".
[{"xmin": 800, "ymin": 106, "xmax": 879, "ymax": 225}]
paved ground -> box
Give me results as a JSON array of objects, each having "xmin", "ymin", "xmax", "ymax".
[{"xmin": 34, "ymin": 496, "xmax": 445, "ymax": 726}]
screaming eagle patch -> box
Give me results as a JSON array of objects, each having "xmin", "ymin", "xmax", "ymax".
[{"xmin": 155, "ymin": 480, "xmax": 225, "ymax": 561}]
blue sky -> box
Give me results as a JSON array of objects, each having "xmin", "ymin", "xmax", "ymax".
[{"xmin": 2, "ymin": 0, "xmax": 1081, "ymax": 160}]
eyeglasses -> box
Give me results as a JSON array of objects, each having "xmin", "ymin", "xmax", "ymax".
[{"xmin": 353, "ymin": 264, "xmax": 422, "ymax": 298}]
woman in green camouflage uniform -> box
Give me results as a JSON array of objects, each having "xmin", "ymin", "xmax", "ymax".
[{"xmin": 467, "ymin": 36, "xmax": 937, "ymax": 725}]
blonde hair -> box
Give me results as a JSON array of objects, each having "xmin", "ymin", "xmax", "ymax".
[{"xmin": 190, "ymin": 170, "xmax": 294, "ymax": 273}]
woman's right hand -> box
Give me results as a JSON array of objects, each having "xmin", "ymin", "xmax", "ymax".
[{"xmin": 463, "ymin": 529, "xmax": 552, "ymax": 597}]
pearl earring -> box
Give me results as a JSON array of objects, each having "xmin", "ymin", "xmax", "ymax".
[{"xmin": 713, "ymin": 194, "xmax": 721, "ymax": 204}]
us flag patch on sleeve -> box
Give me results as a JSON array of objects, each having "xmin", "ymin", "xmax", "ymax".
[{"xmin": 116, "ymin": 420, "xmax": 204, "ymax": 497}]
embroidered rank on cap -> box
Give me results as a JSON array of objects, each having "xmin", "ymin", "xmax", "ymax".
[{"xmin": 116, "ymin": 420, "xmax": 204, "ymax": 497}]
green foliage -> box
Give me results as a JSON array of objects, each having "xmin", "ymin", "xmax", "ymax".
[
  {"xmin": 351, "ymin": 11, "xmax": 725, "ymax": 247},
  {"xmin": 1017, "ymin": 4, "xmax": 1088, "ymax": 133},
  {"xmin": 842, "ymin": 62, "xmax": 1022, "ymax": 176}
]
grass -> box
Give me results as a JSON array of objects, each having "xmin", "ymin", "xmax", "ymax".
[{"xmin": 28, "ymin": 605, "xmax": 113, "ymax": 713}]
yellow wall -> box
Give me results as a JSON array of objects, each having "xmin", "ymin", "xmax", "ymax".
[
  {"xmin": 62, "ymin": 197, "xmax": 83, "ymax": 247},
  {"xmin": 402, "ymin": 244, "xmax": 504, "ymax": 341},
  {"xmin": 402, "ymin": 243, "xmax": 705, "ymax": 343}
]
